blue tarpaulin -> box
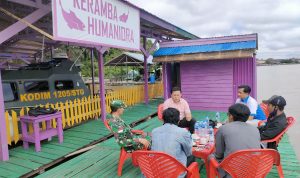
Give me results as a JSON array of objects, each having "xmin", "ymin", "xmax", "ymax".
[{"xmin": 154, "ymin": 40, "xmax": 256, "ymax": 57}]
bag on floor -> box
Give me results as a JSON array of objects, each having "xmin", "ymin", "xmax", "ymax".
[{"xmin": 28, "ymin": 106, "xmax": 57, "ymax": 117}]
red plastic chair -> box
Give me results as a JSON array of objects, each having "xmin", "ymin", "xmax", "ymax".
[
  {"xmin": 260, "ymin": 103, "xmax": 269, "ymax": 118},
  {"xmin": 209, "ymin": 149, "xmax": 284, "ymax": 178},
  {"xmin": 132, "ymin": 151, "xmax": 200, "ymax": 178},
  {"xmin": 103, "ymin": 119, "xmax": 145, "ymax": 176},
  {"xmin": 262, "ymin": 116, "xmax": 295, "ymax": 146},
  {"xmin": 157, "ymin": 104, "xmax": 164, "ymax": 121}
]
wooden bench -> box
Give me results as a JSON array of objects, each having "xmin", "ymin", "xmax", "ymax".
[{"xmin": 20, "ymin": 112, "xmax": 63, "ymax": 152}]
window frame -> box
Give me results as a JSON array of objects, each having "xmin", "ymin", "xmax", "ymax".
[
  {"xmin": 3, "ymin": 82, "xmax": 19, "ymax": 102},
  {"xmin": 24, "ymin": 80, "xmax": 50, "ymax": 93},
  {"xmin": 54, "ymin": 80, "xmax": 74, "ymax": 91}
]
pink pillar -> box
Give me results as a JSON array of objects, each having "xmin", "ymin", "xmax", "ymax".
[
  {"xmin": 143, "ymin": 37, "xmax": 149, "ymax": 104},
  {"xmin": 162, "ymin": 63, "xmax": 168, "ymax": 100},
  {"xmin": 97, "ymin": 50, "xmax": 106, "ymax": 121},
  {"xmin": 0, "ymin": 70, "xmax": 9, "ymax": 161},
  {"xmin": 252, "ymin": 54, "xmax": 257, "ymax": 99}
]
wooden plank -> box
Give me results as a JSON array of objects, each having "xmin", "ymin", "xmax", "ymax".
[
  {"xmin": 39, "ymin": 147, "xmax": 69, "ymax": 156},
  {"xmin": 120, "ymin": 161, "xmax": 141, "ymax": 178},
  {"xmin": 0, "ymin": 99, "xmax": 162, "ymax": 178},
  {"xmin": 47, "ymin": 141, "xmax": 82, "ymax": 149},
  {"xmin": 182, "ymin": 79, "xmax": 233, "ymax": 85},
  {"xmin": 0, "ymin": 167, "xmax": 20, "ymax": 178},
  {"xmin": 41, "ymin": 144, "xmax": 74, "ymax": 153},
  {"xmin": 51, "ymin": 137, "xmax": 90, "ymax": 147},
  {"xmin": 9, "ymin": 150, "xmax": 52, "ymax": 164},
  {"xmin": 7, "ymin": 156, "xmax": 42, "ymax": 170},
  {"xmin": 5, "ymin": 111, "xmax": 11, "ymax": 145},
  {"xmin": 64, "ymin": 131, "xmax": 101, "ymax": 140},
  {"xmin": 61, "ymin": 134, "xmax": 93, "ymax": 143},
  {"xmin": 0, "ymin": 7, "xmax": 53, "ymax": 40},
  {"xmin": 12, "ymin": 147, "xmax": 58, "ymax": 160},
  {"xmin": 0, "ymin": 162, "xmax": 32, "ymax": 174},
  {"xmin": 154, "ymin": 50, "xmax": 254, "ymax": 62},
  {"xmin": 64, "ymin": 150, "xmax": 118, "ymax": 178},
  {"xmin": 66, "ymin": 129, "xmax": 107, "ymax": 137},
  {"xmin": 70, "ymin": 126, "xmax": 108, "ymax": 134},
  {"xmin": 37, "ymin": 148, "xmax": 113, "ymax": 178}
]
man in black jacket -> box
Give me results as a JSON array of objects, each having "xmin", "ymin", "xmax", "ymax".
[{"xmin": 259, "ymin": 96, "xmax": 288, "ymax": 150}]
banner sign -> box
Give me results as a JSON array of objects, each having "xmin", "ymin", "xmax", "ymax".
[{"xmin": 52, "ymin": 0, "xmax": 140, "ymax": 50}]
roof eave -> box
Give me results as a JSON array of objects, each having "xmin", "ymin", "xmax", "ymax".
[{"xmin": 153, "ymin": 49, "xmax": 256, "ymax": 63}]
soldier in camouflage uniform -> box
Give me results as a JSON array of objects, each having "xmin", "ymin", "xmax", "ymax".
[{"xmin": 106, "ymin": 100, "xmax": 150, "ymax": 152}]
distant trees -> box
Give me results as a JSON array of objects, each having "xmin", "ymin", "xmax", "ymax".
[
  {"xmin": 280, "ymin": 59, "xmax": 299, "ymax": 64},
  {"xmin": 263, "ymin": 58, "xmax": 299, "ymax": 65},
  {"xmin": 55, "ymin": 39, "xmax": 157, "ymax": 78}
]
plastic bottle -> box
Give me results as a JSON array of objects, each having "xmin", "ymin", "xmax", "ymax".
[
  {"xmin": 206, "ymin": 116, "xmax": 210, "ymax": 128},
  {"xmin": 204, "ymin": 116, "xmax": 209, "ymax": 136},
  {"xmin": 215, "ymin": 112, "xmax": 220, "ymax": 123},
  {"xmin": 194, "ymin": 121, "xmax": 200, "ymax": 136},
  {"xmin": 209, "ymin": 126, "xmax": 215, "ymax": 143}
]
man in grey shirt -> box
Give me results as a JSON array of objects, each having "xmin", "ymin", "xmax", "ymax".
[
  {"xmin": 213, "ymin": 103, "xmax": 261, "ymax": 177},
  {"xmin": 152, "ymin": 108, "xmax": 193, "ymax": 178}
]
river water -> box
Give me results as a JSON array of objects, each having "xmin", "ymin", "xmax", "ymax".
[{"xmin": 257, "ymin": 64, "xmax": 300, "ymax": 160}]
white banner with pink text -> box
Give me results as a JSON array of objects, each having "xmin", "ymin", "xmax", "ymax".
[{"xmin": 52, "ymin": 0, "xmax": 140, "ymax": 50}]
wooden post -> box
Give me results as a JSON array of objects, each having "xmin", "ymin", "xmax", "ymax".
[
  {"xmin": 0, "ymin": 70, "xmax": 9, "ymax": 161},
  {"xmin": 97, "ymin": 47, "xmax": 108, "ymax": 121}
]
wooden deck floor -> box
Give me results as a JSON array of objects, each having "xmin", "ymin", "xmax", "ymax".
[
  {"xmin": 0, "ymin": 99, "xmax": 163, "ymax": 178},
  {"xmin": 37, "ymin": 112, "xmax": 300, "ymax": 178},
  {"xmin": 1, "ymin": 100, "xmax": 299, "ymax": 178}
]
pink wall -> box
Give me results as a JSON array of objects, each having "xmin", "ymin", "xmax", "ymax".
[
  {"xmin": 233, "ymin": 57, "xmax": 257, "ymax": 100},
  {"xmin": 179, "ymin": 58, "xmax": 256, "ymax": 111}
]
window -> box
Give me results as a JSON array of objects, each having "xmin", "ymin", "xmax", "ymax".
[
  {"xmin": 24, "ymin": 81, "xmax": 49, "ymax": 92},
  {"xmin": 55, "ymin": 80, "xmax": 74, "ymax": 90},
  {"xmin": 3, "ymin": 83, "xmax": 18, "ymax": 102}
]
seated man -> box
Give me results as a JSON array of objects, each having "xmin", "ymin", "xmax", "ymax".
[
  {"xmin": 259, "ymin": 96, "xmax": 288, "ymax": 150},
  {"xmin": 236, "ymin": 85, "xmax": 266, "ymax": 126},
  {"xmin": 163, "ymin": 87, "xmax": 196, "ymax": 133},
  {"xmin": 212, "ymin": 103, "xmax": 261, "ymax": 177},
  {"xmin": 151, "ymin": 108, "xmax": 194, "ymax": 178},
  {"xmin": 106, "ymin": 100, "xmax": 150, "ymax": 152},
  {"xmin": 260, "ymin": 95, "xmax": 278, "ymax": 118}
]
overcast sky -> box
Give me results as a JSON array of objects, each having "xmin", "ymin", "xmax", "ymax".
[{"xmin": 128, "ymin": 0, "xmax": 300, "ymax": 59}]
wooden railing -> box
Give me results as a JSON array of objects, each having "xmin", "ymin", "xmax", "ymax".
[{"xmin": 4, "ymin": 83, "xmax": 163, "ymax": 145}]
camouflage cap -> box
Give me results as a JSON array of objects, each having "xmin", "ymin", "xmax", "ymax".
[{"xmin": 110, "ymin": 100, "xmax": 127, "ymax": 109}]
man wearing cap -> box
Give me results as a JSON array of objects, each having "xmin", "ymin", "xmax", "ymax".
[
  {"xmin": 236, "ymin": 85, "xmax": 266, "ymax": 123},
  {"xmin": 106, "ymin": 100, "xmax": 150, "ymax": 152},
  {"xmin": 260, "ymin": 95, "xmax": 278, "ymax": 118},
  {"xmin": 259, "ymin": 96, "xmax": 288, "ymax": 150}
]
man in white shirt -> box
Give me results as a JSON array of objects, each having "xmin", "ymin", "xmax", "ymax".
[{"xmin": 236, "ymin": 85, "xmax": 266, "ymax": 125}]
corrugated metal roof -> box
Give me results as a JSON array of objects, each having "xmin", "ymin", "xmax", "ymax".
[
  {"xmin": 154, "ymin": 40, "xmax": 256, "ymax": 57},
  {"xmin": 124, "ymin": 52, "xmax": 153, "ymax": 64},
  {"xmin": 104, "ymin": 52, "xmax": 153, "ymax": 66}
]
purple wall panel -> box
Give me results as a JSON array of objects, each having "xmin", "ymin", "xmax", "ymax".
[
  {"xmin": 180, "ymin": 60, "xmax": 234, "ymax": 111},
  {"xmin": 232, "ymin": 57, "xmax": 256, "ymax": 101},
  {"xmin": 165, "ymin": 57, "xmax": 256, "ymax": 112},
  {"xmin": 166, "ymin": 63, "xmax": 172, "ymax": 98},
  {"xmin": 0, "ymin": 70, "xmax": 9, "ymax": 160}
]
